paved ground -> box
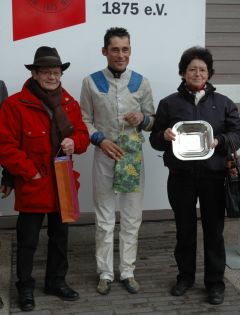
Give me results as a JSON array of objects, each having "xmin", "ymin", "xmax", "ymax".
[{"xmin": 1, "ymin": 219, "xmax": 240, "ymax": 314}]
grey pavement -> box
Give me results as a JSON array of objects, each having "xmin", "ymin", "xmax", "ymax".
[{"xmin": 1, "ymin": 218, "xmax": 240, "ymax": 314}]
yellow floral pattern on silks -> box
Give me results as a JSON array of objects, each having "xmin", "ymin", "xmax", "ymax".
[
  {"xmin": 124, "ymin": 164, "xmax": 138, "ymax": 177},
  {"xmin": 129, "ymin": 132, "xmax": 141, "ymax": 142},
  {"xmin": 113, "ymin": 130, "xmax": 144, "ymax": 193}
]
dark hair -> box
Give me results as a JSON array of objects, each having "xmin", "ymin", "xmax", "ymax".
[
  {"xmin": 178, "ymin": 46, "xmax": 214, "ymax": 79},
  {"xmin": 104, "ymin": 27, "xmax": 130, "ymax": 49}
]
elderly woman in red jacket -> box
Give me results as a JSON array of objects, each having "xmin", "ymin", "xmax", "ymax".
[{"xmin": 0, "ymin": 46, "xmax": 90, "ymax": 312}]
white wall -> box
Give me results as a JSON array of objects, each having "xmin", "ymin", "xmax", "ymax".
[
  {"xmin": 215, "ymin": 85, "xmax": 240, "ymax": 104},
  {"xmin": 0, "ymin": 0, "xmax": 206, "ymax": 215}
]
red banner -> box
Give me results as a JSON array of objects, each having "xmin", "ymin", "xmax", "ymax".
[{"xmin": 12, "ymin": 0, "xmax": 86, "ymax": 41}]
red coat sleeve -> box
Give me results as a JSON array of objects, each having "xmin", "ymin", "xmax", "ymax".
[{"xmin": 0, "ymin": 100, "xmax": 38, "ymax": 180}]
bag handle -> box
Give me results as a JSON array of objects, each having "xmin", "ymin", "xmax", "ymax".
[
  {"xmin": 120, "ymin": 123, "xmax": 138, "ymax": 134},
  {"xmin": 119, "ymin": 123, "xmax": 138, "ymax": 141},
  {"xmin": 55, "ymin": 147, "xmax": 62, "ymax": 158}
]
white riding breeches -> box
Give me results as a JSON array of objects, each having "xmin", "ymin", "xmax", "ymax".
[{"xmin": 93, "ymin": 147, "xmax": 144, "ymax": 281}]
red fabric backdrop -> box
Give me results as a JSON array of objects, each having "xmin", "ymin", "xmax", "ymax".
[{"xmin": 12, "ymin": 0, "xmax": 86, "ymax": 41}]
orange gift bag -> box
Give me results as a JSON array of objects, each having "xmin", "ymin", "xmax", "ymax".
[{"xmin": 54, "ymin": 156, "xmax": 80, "ymax": 223}]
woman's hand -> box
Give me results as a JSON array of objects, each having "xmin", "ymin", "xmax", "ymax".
[
  {"xmin": 164, "ymin": 128, "xmax": 176, "ymax": 141},
  {"xmin": 211, "ymin": 138, "xmax": 218, "ymax": 148}
]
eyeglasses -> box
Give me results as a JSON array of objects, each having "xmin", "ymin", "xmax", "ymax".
[{"xmin": 38, "ymin": 70, "xmax": 62, "ymax": 77}]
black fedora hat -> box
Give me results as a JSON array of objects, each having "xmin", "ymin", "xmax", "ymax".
[{"xmin": 25, "ymin": 46, "xmax": 70, "ymax": 71}]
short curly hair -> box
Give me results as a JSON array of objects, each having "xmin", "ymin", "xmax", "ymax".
[
  {"xmin": 178, "ymin": 46, "xmax": 214, "ymax": 79},
  {"xmin": 104, "ymin": 27, "xmax": 130, "ymax": 49}
]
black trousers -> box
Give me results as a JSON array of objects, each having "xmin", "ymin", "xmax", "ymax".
[
  {"xmin": 16, "ymin": 212, "xmax": 68, "ymax": 290},
  {"xmin": 167, "ymin": 169, "xmax": 226, "ymax": 290}
]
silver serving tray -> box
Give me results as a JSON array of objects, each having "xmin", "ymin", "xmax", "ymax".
[{"xmin": 172, "ymin": 121, "xmax": 214, "ymax": 160}]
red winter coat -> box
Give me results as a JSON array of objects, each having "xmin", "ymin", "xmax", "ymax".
[{"xmin": 0, "ymin": 80, "xmax": 90, "ymax": 213}]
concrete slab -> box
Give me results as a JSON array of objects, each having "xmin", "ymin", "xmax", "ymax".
[
  {"xmin": 1, "ymin": 219, "xmax": 240, "ymax": 314},
  {"xmin": 0, "ymin": 232, "xmax": 13, "ymax": 315},
  {"xmin": 226, "ymin": 245, "xmax": 240, "ymax": 269}
]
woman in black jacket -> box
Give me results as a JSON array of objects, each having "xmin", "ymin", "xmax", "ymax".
[{"xmin": 150, "ymin": 46, "xmax": 240, "ymax": 305}]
